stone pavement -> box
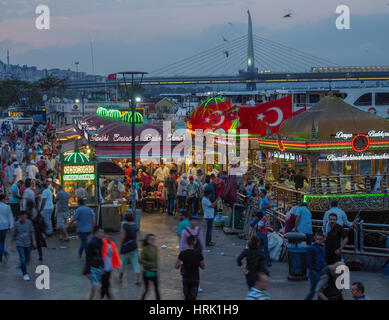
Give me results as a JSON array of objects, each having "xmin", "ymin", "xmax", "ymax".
[{"xmin": 1, "ymin": 212, "xmax": 389, "ymax": 300}]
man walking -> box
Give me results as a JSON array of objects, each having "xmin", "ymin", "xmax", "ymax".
[
  {"xmin": 202, "ymin": 189, "xmax": 218, "ymax": 247},
  {"xmin": 69, "ymin": 198, "xmax": 95, "ymax": 258},
  {"xmin": 187, "ymin": 177, "xmax": 199, "ymax": 215},
  {"xmin": 55, "ymin": 185, "xmax": 70, "ymax": 241},
  {"xmin": 325, "ymin": 214, "xmax": 350, "ymax": 265},
  {"xmin": 316, "ymin": 261, "xmax": 346, "ymax": 300},
  {"xmin": 165, "ymin": 169, "xmax": 177, "ymax": 216},
  {"xmin": 10, "ymin": 180, "xmax": 23, "ymax": 218},
  {"xmin": 0, "ymin": 193, "xmax": 13, "ymax": 263},
  {"xmin": 39, "ymin": 182, "xmax": 54, "ymax": 236},
  {"xmin": 175, "ymin": 235, "xmax": 205, "ymax": 300},
  {"xmin": 84, "ymin": 226, "xmax": 104, "ymax": 300},
  {"xmin": 12, "ymin": 212, "xmax": 36, "ymax": 281},
  {"xmin": 305, "ymin": 233, "xmax": 327, "ymax": 300},
  {"xmin": 177, "ymin": 173, "xmax": 189, "ymax": 211}
]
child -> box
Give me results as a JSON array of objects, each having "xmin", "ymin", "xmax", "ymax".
[
  {"xmin": 140, "ymin": 234, "xmax": 161, "ymax": 300},
  {"xmin": 101, "ymin": 228, "xmax": 120, "ymax": 300},
  {"xmin": 245, "ymin": 272, "xmax": 271, "ymax": 300}
]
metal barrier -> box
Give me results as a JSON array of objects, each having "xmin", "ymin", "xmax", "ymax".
[{"xmin": 243, "ymin": 199, "xmax": 389, "ymax": 258}]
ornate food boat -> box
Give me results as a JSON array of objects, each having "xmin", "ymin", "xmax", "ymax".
[{"xmin": 258, "ymin": 96, "xmax": 389, "ymax": 213}]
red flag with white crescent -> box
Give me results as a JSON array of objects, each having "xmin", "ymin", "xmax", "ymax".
[
  {"xmin": 187, "ymin": 100, "xmax": 233, "ymax": 132},
  {"xmin": 237, "ymin": 95, "xmax": 293, "ymax": 136}
]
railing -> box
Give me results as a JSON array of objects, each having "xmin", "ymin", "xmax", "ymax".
[
  {"xmin": 243, "ymin": 198, "xmax": 389, "ymax": 257},
  {"xmin": 309, "ymin": 173, "xmax": 388, "ymax": 195}
]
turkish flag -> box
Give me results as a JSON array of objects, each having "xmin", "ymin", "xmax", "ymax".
[
  {"xmin": 238, "ymin": 95, "xmax": 293, "ymax": 136},
  {"xmin": 107, "ymin": 73, "xmax": 117, "ymax": 80},
  {"xmin": 188, "ymin": 100, "xmax": 233, "ymax": 131}
]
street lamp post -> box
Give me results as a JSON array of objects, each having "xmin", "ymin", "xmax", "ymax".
[{"xmin": 118, "ymin": 71, "xmax": 148, "ymax": 217}]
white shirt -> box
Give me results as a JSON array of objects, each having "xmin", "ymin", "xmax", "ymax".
[
  {"xmin": 202, "ymin": 196, "xmax": 214, "ymax": 219},
  {"xmin": 13, "ymin": 166, "xmax": 23, "ymax": 182},
  {"xmin": 0, "ymin": 202, "xmax": 14, "ymax": 230},
  {"xmin": 177, "ymin": 178, "xmax": 189, "ymax": 196},
  {"xmin": 154, "ymin": 166, "xmax": 170, "ymax": 182},
  {"xmin": 22, "ymin": 187, "xmax": 36, "ymax": 211},
  {"xmin": 41, "ymin": 188, "xmax": 54, "ymax": 210},
  {"xmin": 322, "ymin": 207, "xmax": 352, "ymax": 234},
  {"xmin": 26, "ymin": 164, "xmax": 39, "ymax": 179}
]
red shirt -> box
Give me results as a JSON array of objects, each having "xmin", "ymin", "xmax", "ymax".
[
  {"xmin": 141, "ymin": 174, "xmax": 152, "ymax": 188},
  {"xmin": 37, "ymin": 160, "xmax": 46, "ymax": 171},
  {"xmin": 214, "ymin": 178, "xmax": 225, "ymax": 197}
]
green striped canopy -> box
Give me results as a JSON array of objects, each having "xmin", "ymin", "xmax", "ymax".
[
  {"xmin": 107, "ymin": 109, "xmax": 122, "ymax": 120},
  {"xmin": 122, "ymin": 111, "xmax": 144, "ymax": 126},
  {"xmin": 63, "ymin": 142, "xmax": 90, "ymax": 165},
  {"xmin": 96, "ymin": 107, "xmax": 107, "ymax": 117}
]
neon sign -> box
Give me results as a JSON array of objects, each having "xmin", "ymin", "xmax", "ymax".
[
  {"xmin": 334, "ymin": 130, "xmax": 389, "ymax": 140},
  {"xmin": 64, "ymin": 165, "xmax": 94, "ymax": 175},
  {"xmin": 63, "ymin": 174, "xmax": 95, "ymax": 181},
  {"xmin": 326, "ymin": 153, "xmax": 389, "ymax": 161}
]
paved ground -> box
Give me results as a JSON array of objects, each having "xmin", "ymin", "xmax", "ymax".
[{"xmin": 1, "ymin": 212, "xmax": 389, "ymax": 300}]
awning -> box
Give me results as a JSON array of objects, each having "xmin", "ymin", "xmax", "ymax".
[
  {"xmin": 95, "ymin": 145, "xmax": 186, "ymax": 159},
  {"xmin": 61, "ymin": 141, "xmax": 75, "ymax": 153},
  {"xmin": 98, "ymin": 161, "xmax": 125, "ymax": 176},
  {"xmin": 56, "ymin": 124, "xmax": 75, "ymax": 134}
]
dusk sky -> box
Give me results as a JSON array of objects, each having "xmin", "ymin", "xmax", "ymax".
[{"xmin": 1, "ymin": 0, "xmax": 389, "ymax": 75}]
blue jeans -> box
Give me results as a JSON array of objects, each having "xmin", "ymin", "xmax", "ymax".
[
  {"xmin": 17, "ymin": 246, "xmax": 31, "ymax": 275},
  {"xmin": 78, "ymin": 232, "xmax": 90, "ymax": 257},
  {"xmin": 167, "ymin": 194, "xmax": 175, "ymax": 215},
  {"xmin": 205, "ymin": 218, "xmax": 214, "ymax": 244},
  {"xmin": 0, "ymin": 229, "xmax": 8, "ymax": 261},
  {"xmin": 258, "ymin": 233, "xmax": 270, "ymax": 262},
  {"xmin": 305, "ymin": 271, "xmax": 321, "ymax": 300}
]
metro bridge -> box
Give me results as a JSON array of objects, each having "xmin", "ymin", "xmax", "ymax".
[{"xmin": 67, "ymin": 11, "xmax": 389, "ymax": 91}]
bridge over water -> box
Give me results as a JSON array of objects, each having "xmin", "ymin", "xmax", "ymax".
[{"xmin": 67, "ymin": 11, "xmax": 389, "ymax": 91}]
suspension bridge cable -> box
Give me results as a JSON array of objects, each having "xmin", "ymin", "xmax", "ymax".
[
  {"xmin": 173, "ymin": 37, "xmax": 248, "ymax": 76},
  {"xmin": 253, "ymin": 36, "xmax": 325, "ymax": 70},
  {"xmin": 150, "ymin": 35, "xmax": 247, "ymax": 75},
  {"xmin": 254, "ymin": 35, "xmax": 339, "ymax": 67},
  {"xmin": 253, "ymin": 42, "xmax": 307, "ymax": 72},
  {"xmin": 153, "ymin": 36, "xmax": 247, "ymax": 76},
  {"xmin": 194, "ymin": 42, "xmax": 248, "ymax": 76},
  {"xmin": 253, "ymin": 38, "xmax": 323, "ymax": 71}
]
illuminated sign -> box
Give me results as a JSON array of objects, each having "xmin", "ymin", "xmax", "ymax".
[
  {"xmin": 326, "ymin": 153, "xmax": 389, "ymax": 161},
  {"xmin": 89, "ymin": 133, "xmax": 184, "ymax": 142},
  {"xmin": 335, "ymin": 130, "xmax": 389, "ymax": 140},
  {"xmin": 351, "ymin": 134, "xmax": 370, "ymax": 152},
  {"xmin": 63, "ymin": 174, "xmax": 95, "ymax": 181},
  {"xmin": 64, "ymin": 165, "xmax": 94, "ymax": 175},
  {"xmin": 334, "ymin": 131, "xmax": 353, "ymax": 140}
]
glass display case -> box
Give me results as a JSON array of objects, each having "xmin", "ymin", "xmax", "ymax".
[{"xmin": 60, "ymin": 143, "xmax": 97, "ymax": 207}]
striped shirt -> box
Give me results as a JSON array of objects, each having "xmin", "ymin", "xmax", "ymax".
[{"xmin": 245, "ymin": 288, "xmax": 271, "ymax": 300}]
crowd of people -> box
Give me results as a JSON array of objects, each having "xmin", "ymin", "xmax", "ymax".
[{"xmin": 0, "ymin": 121, "xmax": 372, "ymax": 301}]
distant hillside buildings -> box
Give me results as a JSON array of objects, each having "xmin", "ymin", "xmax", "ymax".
[{"xmin": 0, "ymin": 59, "xmax": 104, "ymax": 82}]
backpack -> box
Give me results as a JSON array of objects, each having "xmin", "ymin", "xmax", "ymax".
[
  {"xmin": 346, "ymin": 259, "xmax": 363, "ymax": 271},
  {"xmin": 184, "ymin": 227, "xmax": 202, "ymax": 253}
]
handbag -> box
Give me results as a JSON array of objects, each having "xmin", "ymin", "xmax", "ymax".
[
  {"xmin": 144, "ymin": 271, "xmax": 157, "ymax": 277},
  {"xmin": 120, "ymin": 239, "xmax": 137, "ymax": 254}
]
